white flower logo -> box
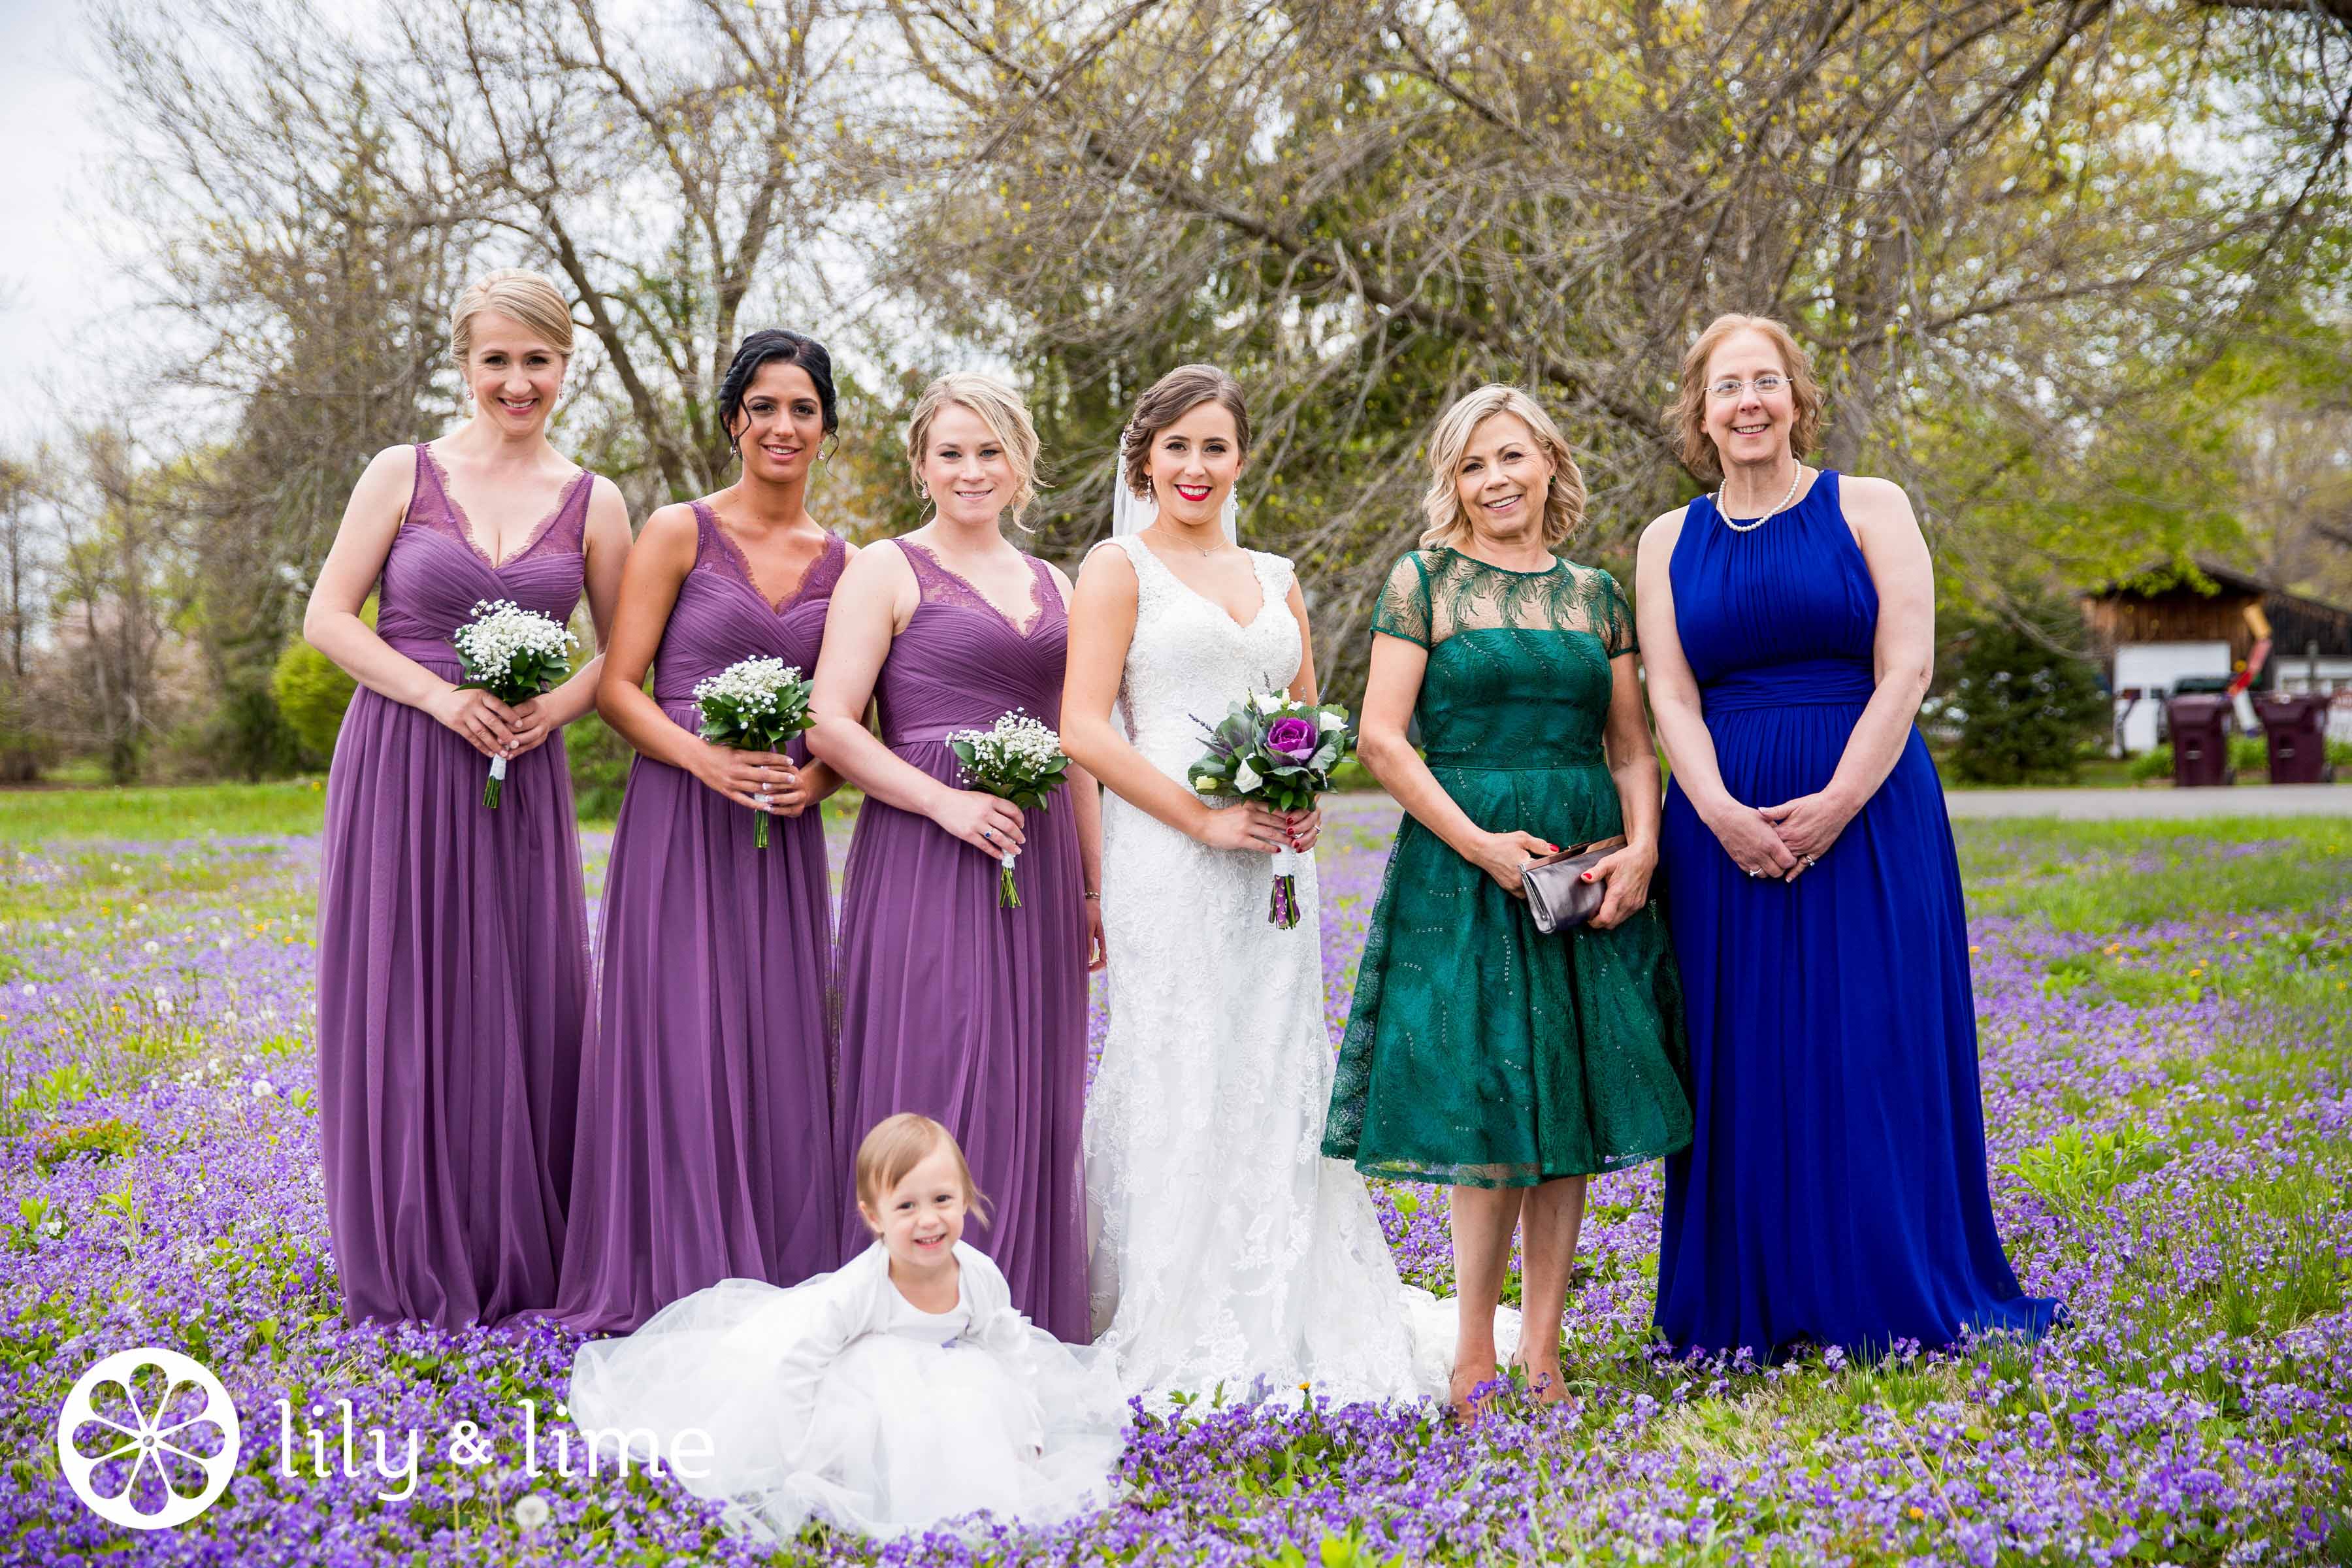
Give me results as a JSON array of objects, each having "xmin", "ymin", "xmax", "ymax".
[{"xmin": 56, "ymin": 1347, "xmax": 240, "ymax": 1529}]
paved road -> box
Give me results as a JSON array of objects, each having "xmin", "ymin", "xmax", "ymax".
[{"xmin": 1942, "ymin": 784, "xmax": 2352, "ymax": 819}]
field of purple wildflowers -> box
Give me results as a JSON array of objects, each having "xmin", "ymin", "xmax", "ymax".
[{"xmin": 1, "ymin": 786, "xmax": 2347, "ymax": 1566}]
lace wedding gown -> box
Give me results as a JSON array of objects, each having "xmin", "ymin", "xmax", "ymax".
[{"xmin": 1085, "ymin": 532, "xmax": 1513, "ymax": 1405}]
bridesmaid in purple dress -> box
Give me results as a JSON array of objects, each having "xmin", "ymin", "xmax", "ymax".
[
  {"xmin": 553, "ymin": 331, "xmax": 852, "ymax": 1332},
  {"xmin": 304, "ymin": 270, "xmax": 631, "ymax": 1328},
  {"xmin": 809, "ymin": 372, "xmax": 1105, "ymax": 1342}
]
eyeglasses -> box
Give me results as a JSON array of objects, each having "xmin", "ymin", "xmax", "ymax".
[{"xmin": 1707, "ymin": 374, "xmax": 1787, "ymax": 399}]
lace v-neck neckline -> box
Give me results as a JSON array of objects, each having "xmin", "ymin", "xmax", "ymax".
[
  {"xmin": 1131, "ymin": 534, "xmax": 1273, "ymax": 630},
  {"xmin": 698, "ymin": 503, "xmax": 833, "ymax": 613},
  {"xmin": 902, "ymin": 540, "xmax": 1050, "ymax": 638},
  {"xmin": 421, "ymin": 442, "xmax": 588, "ymax": 570}
]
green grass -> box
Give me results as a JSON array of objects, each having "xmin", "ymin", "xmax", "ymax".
[
  {"xmin": 0, "ymin": 778, "xmax": 880, "ymax": 842},
  {"xmin": 0, "ymin": 780, "xmax": 333, "ymax": 841},
  {"xmin": 1957, "ymin": 817, "xmax": 2352, "ymax": 929}
]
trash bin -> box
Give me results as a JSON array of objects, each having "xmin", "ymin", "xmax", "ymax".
[
  {"xmin": 2251, "ymin": 693, "xmax": 2336, "ymax": 785},
  {"xmin": 2165, "ymin": 694, "xmax": 2236, "ymax": 787}
]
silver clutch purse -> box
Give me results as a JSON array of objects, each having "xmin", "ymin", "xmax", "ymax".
[{"xmin": 1521, "ymin": 835, "xmax": 1627, "ymax": 934}]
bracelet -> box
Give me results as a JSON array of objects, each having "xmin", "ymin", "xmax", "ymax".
[{"xmin": 1083, "ymin": 891, "xmax": 1102, "ymax": 901}]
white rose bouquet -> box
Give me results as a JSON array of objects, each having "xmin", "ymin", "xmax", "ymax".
[
  {"xmin": 450, "ymin": 598, "xmax": 577, "ymax": 808},
  {"xmin": 947, "ymin": 711, "xmax": 1070, "ymax": 909},
  {"xmin": 1186, "ymin": 688, "xmax": 1355, "ymax": 928},
  {"xmin": 693, "ymin": 658, "xmax": 816, "ymax": 849}
]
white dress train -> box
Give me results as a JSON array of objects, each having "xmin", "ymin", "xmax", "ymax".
[
  {"xmin": 568, "ymin": 1242, "xmax": 1126, "ymax": 1541},
  {"xmin": 1084, "ymin": 532, "xmax": 1516, "ymax": 1405}
]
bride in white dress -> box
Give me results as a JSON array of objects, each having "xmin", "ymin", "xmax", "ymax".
[{"xmin": 1061, "ymin": 365, "xmax": 1514, "ymax": 1406}]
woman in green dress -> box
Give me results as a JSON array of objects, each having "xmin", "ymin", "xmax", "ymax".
[{"xmin": 1324, "ymin": 384, "xmax": 1691, "ymax": 1412}]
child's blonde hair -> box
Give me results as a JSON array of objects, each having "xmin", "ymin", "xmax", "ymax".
[{"xmin": 854, "ymin": 1113, "xmax": 991, "ymax": 1227}]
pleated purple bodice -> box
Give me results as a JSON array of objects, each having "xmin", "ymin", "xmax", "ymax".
[
  {"xmin": 651, "ymin": 504, "xmax": 847, "ymax": 736},
  {"xmin": 377, "ymin": 444, "xmax": 590, "ymax": 671},
  {"xmin": 874, "ymin": 541, "xmax": 1067, "ymax": 745}
]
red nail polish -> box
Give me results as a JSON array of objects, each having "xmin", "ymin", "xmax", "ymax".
[{"xmin": 1580, "ymin": 872, "xmax": 1593, "ymax": 882}]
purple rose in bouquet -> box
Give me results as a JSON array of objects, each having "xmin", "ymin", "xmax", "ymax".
[
  {"xmin": 1186, "ymin": 689, "xmax": 1357, "ymax": 928},
  {"xmin": 1265, "ymin": 715, "xmax": 1320, "ymax": 761}
]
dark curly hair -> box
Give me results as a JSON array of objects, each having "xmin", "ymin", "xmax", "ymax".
[{"xmin": 719, "ymin": 329, "xmax": 839, "ymax": 454}]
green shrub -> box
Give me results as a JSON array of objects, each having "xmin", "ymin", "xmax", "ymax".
[
  {"xmin": 204, "ymin": 668, "xmax": 305, "ymax": 781},
  {"xmin": 566, "ymin": 710, "xmax": 633, "ymax": 822},
  {"xmin": 2229, "ymin": 734, "xmax": 2268, "ymax": 773},
  {"xmin": 272, "ymin": 604, "xmax": 370, "ymax": 765},
  {"xmin": 1942, "ymin": 591, "xmax": 2111, "ymax": 785},
  {"xmin": 2128, "ymin": 745, "xmax": 2173, "ymax": 782}
]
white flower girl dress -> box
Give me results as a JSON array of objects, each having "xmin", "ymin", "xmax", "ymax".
[{"xmin": 568, "ymin": 1241, "xmax": 1128, "ymax": 1541}]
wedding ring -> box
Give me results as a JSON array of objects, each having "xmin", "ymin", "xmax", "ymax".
[
  {"xmin": 1803, "ymin": 855, "xmax": 1818, "ymax": 867},
  {"xmin": 1746, "ymin": 868, "xmax": 1761, "ymax": 877}
]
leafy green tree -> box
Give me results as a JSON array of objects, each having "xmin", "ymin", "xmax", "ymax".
[{"xmin": 1943, "ymin": 591, "xmax": 2112, "ymax": 785}]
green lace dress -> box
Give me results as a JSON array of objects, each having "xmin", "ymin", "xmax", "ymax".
[{"xmin": 1322, "ymin": 547, "xmax": 1692, "ymax": 1187}]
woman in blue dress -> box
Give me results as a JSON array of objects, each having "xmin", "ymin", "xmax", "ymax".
[{"xmin": 1635, "ymin": 312, "xmax": 2057, "ymax": 1360}]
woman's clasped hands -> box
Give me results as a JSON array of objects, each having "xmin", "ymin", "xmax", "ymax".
[
  {"xmin": 697, "ymin": 743, "xmax": 811, "ymax": 817},
  {"xmin": 1195, "ymin": 801, "xmax": 1320, "ymax": 855},
  {"xmin": 1707, "ymin": 787, "xmax": 1857, "ymax": 883}
]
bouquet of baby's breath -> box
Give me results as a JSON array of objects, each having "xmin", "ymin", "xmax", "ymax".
[
  {"xmin": 693, "ymin": 657, "xmax": 815, "ymax": 849},
  {"xmin": 450, "ymin": 598, "xmax": 576, "ymax": 808},
  {"xmin": 1186, "ymin": 688, "xmax": 1355, "ymax": 928},
  {"xmin": 947, "ymin": 711, "xmax": 1070, "ymax": 909}
]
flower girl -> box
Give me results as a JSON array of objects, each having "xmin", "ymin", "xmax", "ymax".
[{"xmin": 568, "ymin": 1114, "xmax": 1128, "ymax": 1541}]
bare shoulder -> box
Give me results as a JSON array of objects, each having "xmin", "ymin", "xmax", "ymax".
[
  {"xmin": 362, "ymin": 443, "xmax": 421, "ymax": 483},
  {"xmin": 582, "ymin": 474, "xmax": 632, "ymax": 539},
  {"xmin": 1837, "ymin": 474, "xmax": 1919, "ymax": 531},
  {"xmin": 841, "ymin": 535, "xmax": 909, "ymax": 578},
  {"xmin": 1637, "ymin": 504, "xmax": 1690, "ymax": 560},
  {"xmin": 1077, "ymin": 538, "xmax": 1140, "ymax": 591},
  {"xmin": 834, "ymin": 536, "xmax": 918, "ymax": 608},
  {"xmin": 1042, "ymin": 559, "xmax": 1076, "ymax": 600},
  {"xmin": 630, "ymin": 502, "xmax": 700, "ymax": 565},
  {"xmin": 339, "ymin": 444, "xmax": 422, "ymax": 536}
]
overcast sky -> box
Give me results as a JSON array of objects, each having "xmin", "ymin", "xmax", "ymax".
[{"xmin": 0, "ymin": 0, "xmax": 124, "ymax": 446}]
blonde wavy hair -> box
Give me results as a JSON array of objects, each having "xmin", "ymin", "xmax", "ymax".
[
  {"xmin": 1665, "ymin": 313, "xmax": 1825, "ymax": 480},
  {"xmin": 904, "ymin": 372, "xmax": 1045, "ymax": 525},
  {"xmin": 450, "ymin": 269, "xmax": 575, "ymax": 368},
  {"xmin": 1420, "ymin": 385, "xmax": 1586, "ymax": 549},
  {"xmin": 853, "ymin": 1113, "xmax": 991, "ymax": 1228}
]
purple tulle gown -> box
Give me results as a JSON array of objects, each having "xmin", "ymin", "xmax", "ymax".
[
  {"xmin": 317, "ymin": 444, "xmax": 594, "ymax": 1328},
  {"xmin": 830, "ymin": 540, "xmax": 1091, "ymax": 1341},
  {"xmin": 553, "ymin": 506, "xmax": 847, "ymax": 1332}
]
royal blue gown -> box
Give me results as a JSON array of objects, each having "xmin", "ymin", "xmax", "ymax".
[{"xmin": 1654, "ymin": 472, "xmax": 2057, "ymax": 1359}]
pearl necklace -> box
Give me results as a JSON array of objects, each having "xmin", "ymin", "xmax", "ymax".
[{"xmin": 1713, "ymin": 465, "xmax": 1805, "ymax": 533}]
